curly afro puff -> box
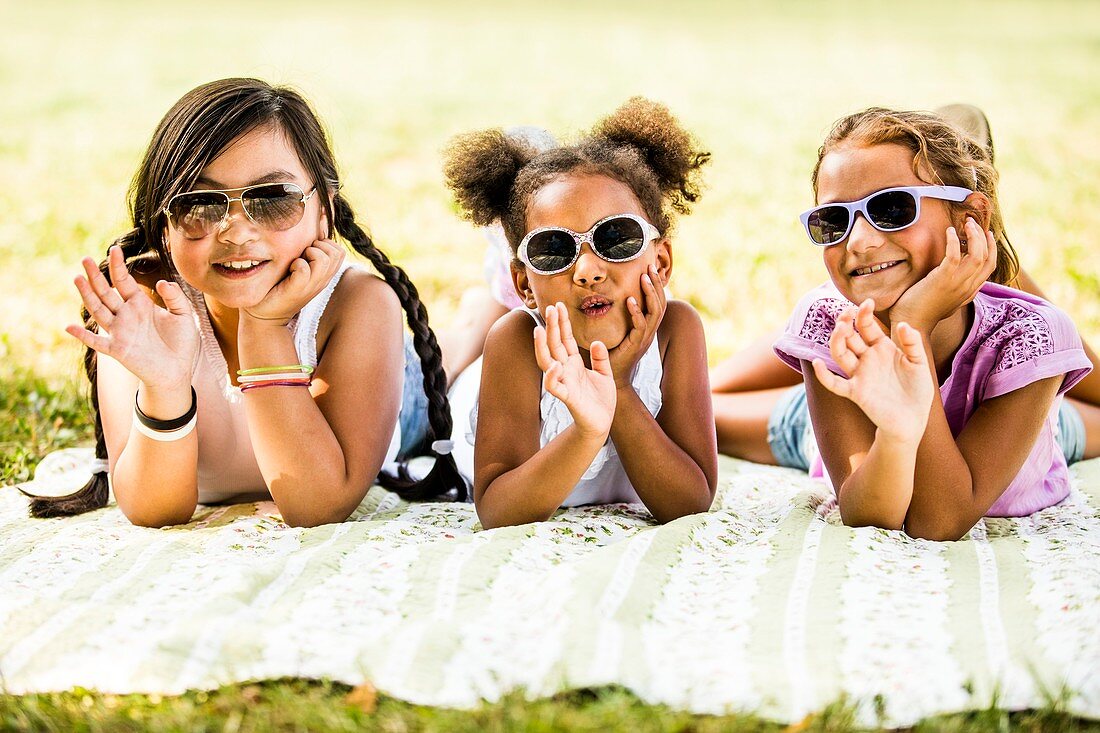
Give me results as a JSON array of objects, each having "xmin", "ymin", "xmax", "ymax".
[{"xmin": 443, "ymin": 97, "xmax": 710, "ymax": 264}]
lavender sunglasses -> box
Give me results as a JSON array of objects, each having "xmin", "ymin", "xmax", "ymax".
[{"xmin": 800, "ymin": 185, "xmax": 973, "ymax": 246}]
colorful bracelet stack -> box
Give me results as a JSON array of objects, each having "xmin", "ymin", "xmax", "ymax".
[
  {"xmin": 133, "ymin": 387, "xmax": 198, "ymax": 442},
  {"xmin": 237, "ymin": 364, "xmax": 314, "ymax": 392}
]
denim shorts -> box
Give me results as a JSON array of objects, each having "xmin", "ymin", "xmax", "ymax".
[
  {"xmin": 767, "ymin": 384, "xmax": 1088, "ymax": 469},
  {"xmin": 397, "ymin": 334, "xmax": 431, "ymax": 459},
  {"xmin": 1057, "ymin": 398, "xmax": 1086, "ymax": 465},
  {"xmin": 766, "ymin": 385, "xmax": 816, "ymax": 471}
]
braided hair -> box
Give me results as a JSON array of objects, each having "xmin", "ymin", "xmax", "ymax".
[{"xmin": 28, "ymin": 78, "xmax": 464, "ymax": 517}]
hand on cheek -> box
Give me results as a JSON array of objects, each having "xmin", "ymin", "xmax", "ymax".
[
  {"xmin": 891, "ymin": 216, "xmax": 997, "ymax": 332},
  {"xmin": 244, "ymin": 239, "xmax": 346, "ymax": 325},
  {"xmin": 607, "ymin": 264, "xmax": 667, "ymax": 388}
]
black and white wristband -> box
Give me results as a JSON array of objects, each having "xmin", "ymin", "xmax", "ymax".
[{"xmin": 133, "ymin": 387, "xmax": 198, "ymax": 442}]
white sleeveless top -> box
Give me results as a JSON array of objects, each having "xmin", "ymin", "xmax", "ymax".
[
  {"xmin": 181, "ymin": 262, "xmax": 401, "ymax": 504},
  {"xmin": 456, "ymin": 309, "xmax": 664, "ymax": 506}
]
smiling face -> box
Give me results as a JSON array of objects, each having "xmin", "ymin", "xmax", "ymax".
[
  {"xmin": 816, "ymin": 143, "xmax": 957, "ymax": 314},
  {"xmin": 513, "ymin": 173, "xmax": 671, "ymax": 351},
  {"xmin": 164, "ymin": 124, "xmax": 327, "ymax": 311}
]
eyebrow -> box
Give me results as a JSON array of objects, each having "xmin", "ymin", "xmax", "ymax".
[{"xmin": 194, "ymin": 170, "xmax": 301, "ymax": 188}]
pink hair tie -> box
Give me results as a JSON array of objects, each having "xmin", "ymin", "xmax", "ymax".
[{"xmin": 239, "ymin": 380, "xmax": 312, "ymax": 393}]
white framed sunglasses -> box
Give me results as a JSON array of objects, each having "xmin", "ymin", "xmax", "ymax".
[
  {"xmin": 799, "ymin": 185, "xmax": 973, "ymax": 246},
  {"xmin": 518, "ymin": 213, "xmax": 661, "ymax": 275},
  {"xmin": 163, "ymin": 182, "xmax": 318, "ymax": 239}
]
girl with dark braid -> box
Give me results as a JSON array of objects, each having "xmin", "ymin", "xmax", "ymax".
[
  {"xmin": 27, "ymin": 78, "xmax": 465, "ymax": 527},
  {"xmin": 443, "ymin": 97, "xmax": 718, "ymax": 528}
]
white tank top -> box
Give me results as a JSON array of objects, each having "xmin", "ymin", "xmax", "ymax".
[
  {"xmin": 457, "ymin": 309, "xmax": 663, "ymax": 506},
  {"xmin": 181, "ymin": 262, "xmax": 401, "ymax": 503}
]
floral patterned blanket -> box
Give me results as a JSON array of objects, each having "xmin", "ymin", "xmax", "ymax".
[{"xmin": 2, "ymin": 448, "xmax": 1098, "ymax": 726}]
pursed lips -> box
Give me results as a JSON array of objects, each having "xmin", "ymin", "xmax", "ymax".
[{"xmin": 578, "ymin": 294, "xmax": 613, "ymax": 316}]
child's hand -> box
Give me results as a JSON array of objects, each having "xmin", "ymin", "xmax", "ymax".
[
  {"xmin": 812, "ymin": 300, "xmax": 934, "ymax": 444},
  {"xmin": 66, "ymin": 245, "xmax": 199, "ymax": 391},
  {"xmin": 608, "ymin": 264, "xmax": 666, "ymax": 388},
  {"xmin": 891, "ymin": 216, "xmax": 997, "ymax": 333},
  {"xmin": 534, "ymin": 302, "xmax": 617, "ymax": 439},
  {"xmin": 243, "ymin": 239, "xmax": 345, "ymax": 326}
]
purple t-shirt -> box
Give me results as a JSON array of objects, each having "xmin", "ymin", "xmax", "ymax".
[{"xmin": 773, "ymin": 281, "xmax": 1092, "ymax": 517}]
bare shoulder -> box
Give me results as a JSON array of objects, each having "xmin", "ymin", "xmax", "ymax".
[
  {"xmin": 485, "ymin": 309, "xmax": 540, "ymax": 356},
  {"xmin": 320, "ymin": 268, "xmax": 402, "ymax": 336},
  {"xmin": 657, "ymin": 299, "xmax": 704, "ymax": 354}
]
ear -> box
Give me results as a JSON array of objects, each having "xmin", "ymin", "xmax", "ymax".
[
  {"xmin": 653, "ymin": 237, "xmax": 673, "ymax": 285},
  {"xmin": 162, "ymin": 225, "xmax": 172, "ymax": 255},
  {"xmin": 319, "ymin": 193, "xmax": 335, "ymax": 240},
  {"xmin": 511, "ymin": 264, "xmax": 538, "ymax": 309},
  {"xmin": 956, "ymin": 192, "xmax": 992, "ymax": 232}
]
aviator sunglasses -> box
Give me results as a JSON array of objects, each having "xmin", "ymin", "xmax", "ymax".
[
  {"xmin": 163, "ymin": 182, "xmax": 318, "ymax": 239},
  {"xmin": 518, "ymin": 213, "xmax": 661, "ymax": 275},
  {"xmin": 799, "ymin": 185, "xmax": 972, "ymax": 246}
]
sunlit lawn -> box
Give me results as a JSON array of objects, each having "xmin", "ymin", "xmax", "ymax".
[{"xmin": 2, "ymin": 0, "xmax": 1098, "ymax": 728}]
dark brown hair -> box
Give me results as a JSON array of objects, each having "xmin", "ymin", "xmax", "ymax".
[
  {"xmin": 443, "ymin": 96, "xmax": 710, "ymax": 260},
  {"xmin": 811, "ymin": 107, "xmax": 1019, "ymax": 285},
  {"xmin": 29, "ymin": 78, "xmax": 464, "ymax": 517}
]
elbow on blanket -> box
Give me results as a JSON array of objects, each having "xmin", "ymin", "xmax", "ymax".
[
  {"xmin": 902, "ymin": 516, "xmax": 973, "ymax": 542},
  {"xmin": 838, "ymin": 502, "xmax": 905, "ymax": 532},
  {"xmin": 122, "ymin": 505, "xmax": 195, "ymax": 529},
  {"xmin": 280, "ymin": 507, "xmax": 348, "ymax": 529}
]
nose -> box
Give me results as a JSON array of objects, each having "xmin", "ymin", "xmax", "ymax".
[
  {"xmin": 845, "ymin": 212, "xmax": 884, "ymax": 255},
  {"xmin": 217, "ymin": 199, "xmax": 258, "ymax": 244},
  {"xmin": 572, "ymin": 244, "xmax": 607, "ymax": 285}
]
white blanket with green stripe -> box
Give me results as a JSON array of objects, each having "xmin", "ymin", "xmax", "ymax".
[{"xmin": 3, "ymin": 448, "xmax": 1098, "ymax": 726}]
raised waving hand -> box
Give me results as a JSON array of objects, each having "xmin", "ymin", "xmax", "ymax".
[
  {"xmin": 813, "ymin": 299, "xmax": 935, "ymax": 444},
  {"xmin": 66, "ymin": 245, "xmax": 198, "ymax": 390},
  {"xmin": 534, "ymin": 302, "xmax": 617, "ymax": 439}
]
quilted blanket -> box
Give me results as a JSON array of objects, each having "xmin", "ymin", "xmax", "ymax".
[{"xmin": 2, "ymin": 448, "xmax": 1097, "ymax": 727}]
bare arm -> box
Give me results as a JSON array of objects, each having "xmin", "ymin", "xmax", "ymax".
[
  {"xmin": 802, "ymin": 304, "xmax": 931, "ymax": 530},
  {"xmin": 811, "ymin": 302, "xmax": 1064, "ymax": 540},
  {"xmin": 71, "ymin": 247, "xmax": 202, "ymax": 527},
  {"xmin": 903, "ymin": 371, "xmax": 1061, "ymax": 540},
  {"xmin": 710, "ymin": 328, "xmax": 802, "ymax": 393},
  {"xmin": 612, "ymin": 301, "xmax": 717, "ymax": 522},
  {"xmin": 241, "ymin": 269, "xmax": 405, "ymax": 528}
]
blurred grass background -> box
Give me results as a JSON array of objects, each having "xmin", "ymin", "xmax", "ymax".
[{"xmin": 1, "ymin": 0, "xmax": 1098, "ymax": 726}]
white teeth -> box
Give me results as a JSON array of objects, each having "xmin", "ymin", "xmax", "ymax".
[
  {"xmin": 855, "ymin": 261, "xmax": 898, "ymax": 276},
  {"xmin": 221, "ymin": 260, "xmax": 262, "ymax": 270}
]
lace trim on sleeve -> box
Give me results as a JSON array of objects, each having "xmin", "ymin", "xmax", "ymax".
[
  {"xmin": 797, "ymin": 298, "xmax": 849, "ymax": 347},
  {"xmin": 975, "ymin": 302, "xmax": 1055, "ymax": 374}
]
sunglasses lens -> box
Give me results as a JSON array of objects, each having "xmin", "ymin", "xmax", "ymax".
[
  {"xmin": 806, "ymin": 206, "xmax": 850, "ymax": 245},
  {"xmin": 867, "ymin": 190, "xmax": 918, "ymax": 230},
  {"xmin": 526, "ymin": 230, "xmax": 578, "ymax": 272},
  {"xmin": 242, "ymin": 184, "xmax": 307, "ymax": 231},
  {"xmin": 167, "ymin": 192, "xmax": 228, "ymax": 238},
  {"xmin": 593, "ymin": 217, "xmax": 646, "ymax": 260}
]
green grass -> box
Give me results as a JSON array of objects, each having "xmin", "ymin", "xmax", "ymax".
[
  {"xmin": 2, "ymin": 682, "xmax": 1097, "ymax": 733},
  {"xmin": 3, "ymin": 0, "xmax": 1099, "ymax": 729}
]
